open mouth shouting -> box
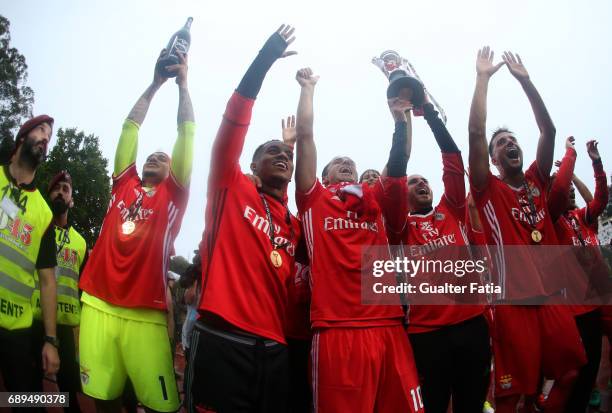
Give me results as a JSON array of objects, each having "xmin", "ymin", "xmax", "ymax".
[
  {"xmin": 273, "ymin": 160, "xmax": 289, "ymax": 171},
  {"xmin": 506, "ymin": 146, "xmax": 520, "ymax": 161},
  {"xmin": 415, "ymin": 182, "xmax": 430, "ymax": 196},
  {"xmin": 339, "ymin": 165, "xmax": 353, "ymax": 175}
]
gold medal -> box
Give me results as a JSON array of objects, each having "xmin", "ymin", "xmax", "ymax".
[
  {"xmin": 531, "ymin": 229, "xmax": 542, "ymax": 243},
  {"xmin": 270, "ymin": 250, "xmax": 283, "ymax": 268},
  {"xmin": 122, "ymin": 220, "xmax": 136, "ymax": 235}
]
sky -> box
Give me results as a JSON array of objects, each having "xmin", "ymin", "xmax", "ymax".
[{"xmin": 3, "ymin": 0, "xmax": 611, "ymax": 259}]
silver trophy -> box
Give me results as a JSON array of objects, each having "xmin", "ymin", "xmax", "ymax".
[{"xmin": 372, "ymin": 50, "xmax": 447, "ymax": 124}]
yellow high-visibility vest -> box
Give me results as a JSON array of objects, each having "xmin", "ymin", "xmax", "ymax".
[
  {"xmin": 0, "ymin": 166, "xmax": 53, "ymax": 330},
  {"xmin": 32, "ymin": 226, "xmax": 86, "ymax": 326}
]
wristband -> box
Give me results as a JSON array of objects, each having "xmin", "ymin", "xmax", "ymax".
[{"xmin": 44, "ymin": 335, "xmax": 60, "ymax": 349}]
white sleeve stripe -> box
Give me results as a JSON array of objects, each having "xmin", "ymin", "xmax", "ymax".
[{"xmin": 483, "ymin": 201, "xmax": 506, "ymax": 299}]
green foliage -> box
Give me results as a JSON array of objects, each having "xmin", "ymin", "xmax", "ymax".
[
  {"xmin": 0, "ymin": 15, "xmax": 34, "ymax": 144},
  {"xmin": 36, "ymin": 128, "xmax": 111, "ymax": 247}
]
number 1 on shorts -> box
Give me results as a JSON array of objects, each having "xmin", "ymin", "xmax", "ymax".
[{"xmin": 158, "ymin": 376, "xmax": 168, "ymax": 400}]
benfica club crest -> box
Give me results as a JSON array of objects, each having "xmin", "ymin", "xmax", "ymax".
[{"xmin": 499, "ymin": 374, "xmax": 513, "ymax": 390}]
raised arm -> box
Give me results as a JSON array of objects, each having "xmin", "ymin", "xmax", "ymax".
[
  {"xmin": 424, "ymin": 100, "xmax": 458, "ymax": 154},
  {"xmin": 209, "ymin": 25, "xmax": 296, "ymax": 188},
  {"xmin": 423, "ymin": 98, "xmax": 465, "ymax": 207},
  {"xmin": 377, "ymin": 98, "xmax": 413, "ymax": 238},
  {"xmin": 166, "ymin": 52, "xmax": 195, "ymax": 187},
  {"xmin": 468, "ymin": 47, "xmax": 504, "ymax": 190},
  {"xmin": 467, "ymin": 193, "xmax": 482, "ymax": 232},
  {"xmin": 380, "ymin": 98, "xmax": 413, "ymax": 177},
  {"xmin": 572, "ymin": 175, "xmax": 593, "ymax": 204},
  {"xmin": 585, "ymin": 140, "xmax": 609, "ymax": 224},
  {"xmin": 295, "ymin": 68, "xmax": 319, "ymax": 192},
  {"xmin": 503, "ymin": 51, "xmax": 556, "ymax": 178},
  {"xmin": 281, "ymin": 115, "xmax": 297, "ymax": 149},
  {"xmin": 548, "ymin": 137, "xmax": 577, "ymax": 222},
  {"xmin": 114, "ymin": 50, "xmax": 168, "ymax": 177},
  {"xmin": 386, "ymin": 98, "xmax": 413, "ymax": 177}
]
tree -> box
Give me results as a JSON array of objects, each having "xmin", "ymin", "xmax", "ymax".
[
  {"xmin": 35, "ymin": 128, "xmax": 111, "ymax": 247},
  {"xmin": 0, "ymin": 15, "xmax": 34, "ymax": 144}
]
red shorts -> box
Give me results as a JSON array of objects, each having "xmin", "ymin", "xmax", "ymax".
[
  {"xmin": 491, "ymin": 305, "xmax": 586, "ymax": 398},
  {"xmin": 311, "ymin": 325, "xmax": 424, "ymax": 413},
  {"xmin": 569, "ymin": 305, "xmax": 599, "ymax": 316}
]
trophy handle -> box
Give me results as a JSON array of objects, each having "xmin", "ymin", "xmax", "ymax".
[
  {"xmin": 371, "ymin": 57, "xmax": 388, "ymax": 76},
  {"xmin": 402, "ymin": 58, "xmax": 448, "ymax": 124}
]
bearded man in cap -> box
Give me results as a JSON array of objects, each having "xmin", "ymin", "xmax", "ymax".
[
  {"xmin": 0, "ymin": 115, "xmax": 60, "ymax": 397},
  {"xmin": 28, "ymin": 170, "xmax": 88, "ymax": 412}
]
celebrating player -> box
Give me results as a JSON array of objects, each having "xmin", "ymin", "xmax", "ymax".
[
  {"xmin": 78, "ymin": 49, "xmax": 194, "ymax": 413},
  {"xmin": 294, "ymin": 67, "xmax": 423, "ymax": 412},
  {"xmin": 186, "ymin": 25, "xmax": 301, "ymax": 413},
  {"xmin": 389, "ymin": 96, "xmax": 491, "ymax": 413},
  {"xmin": 548, "ymin": 137, "xmax": 609, "ymax": 412},
  {"xmin": 467, "ymin": 46, "xmax": 586, "ymax": 413}
]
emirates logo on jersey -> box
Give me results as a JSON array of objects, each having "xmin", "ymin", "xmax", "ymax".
[
  {"xmin": 243, "ymin": 205, "xmax": 296, "ymax": 256},
  {"xmin": 323, "ymin": 211, "xmax": 378, "ymax": 233},
  {"xmin": 116, "ymin": 200, "xmax": 154, "ymax": 223},
  {"xmin": 418, "ymin": 222, "xmax": 457, "ymax": 245},
  {"xmin": 572, "ymin": 236, "xmax": 596, "ymax": 247},
  {"xmin": 511, "ymin": 207, "xmax": 546, "ymax": 226}
]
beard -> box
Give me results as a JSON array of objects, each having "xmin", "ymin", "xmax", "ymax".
[
  {"xmin": 19, "ymin": 137, "xmax": 46, "ymax": 169},
  {"xmin": 51, "ymin": 198, "xmax": 69, "ymax": 215}
]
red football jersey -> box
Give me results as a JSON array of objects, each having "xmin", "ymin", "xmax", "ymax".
[
  {"xmin": 552, "ymin": 152, "xmax": 608, "ymax": 247},
  {"xmin": 558, "ymin": 209, "xmax": 602, "ymax": 315},
  {"xmin": 197, "ymin": 92, "xmax": 301, "ymax": 344},
  {"xmin": 549, "ymin": 150, "xmax": 609, "ymax": 314},
  {"xmin": 400, "ymin": 153, "xmax": 484, "ymax": 333},
  {"xmin": 466, "ymin": 224, "xmax": 488, "ymax": 246},
  {"xmin": 80, "ymin": 165, "xmax": 187, "ymax": 310},
  {"xmin": 297, "ymin": 179, "xmax": 404, "ymax": 329},
  {"xmin": 285, "ymin": 238, "xmax": 312, "ymax": 340},
  {"xmin": 557, "ymin": 209, "xmax": 600, "ymax": 247},
  {"xmin": 470, "ymin": 162, "xmax": 561, "ymax": 300}
]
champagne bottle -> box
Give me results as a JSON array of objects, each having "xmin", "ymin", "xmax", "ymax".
[{"xmin": 156, "ymin": 17, "xmax": 193, "ymax": 78}]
